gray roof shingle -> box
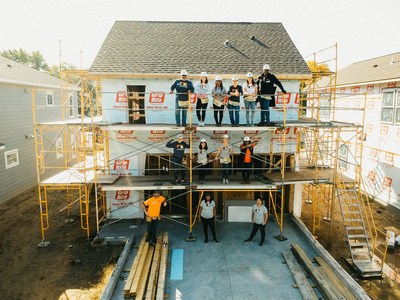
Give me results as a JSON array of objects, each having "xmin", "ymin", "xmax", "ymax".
[
  {"xmin": 90, "ymin": 21, "xmax": 310, "ymax": 77},
  {"xmin": 335, "ymin": 52, "xmax": 400, "ymax": 85},
  {"xmin": 0, "ymin": 55, "xmax": 64, "ymax": 88}
]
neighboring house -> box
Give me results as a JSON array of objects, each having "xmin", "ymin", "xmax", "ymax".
[
  {"xmin": 89, "ymin": 21, "xmax": 311, "ymax": 219},
  {"xmin": 323, "ymin": 52, "xmax": 400, "ymax": 209},
  {"xmin": 0, "ymin": 56, "xmax": 79, "ymax": 204}
]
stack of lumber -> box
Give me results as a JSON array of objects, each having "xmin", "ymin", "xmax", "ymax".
[
  {"xmin": 124, "ymin": 232, "xmax": 169, "ymax": 300},
  {"xmin": 283, "ymin": 244, "xmax": 358, "ymax": 300}
]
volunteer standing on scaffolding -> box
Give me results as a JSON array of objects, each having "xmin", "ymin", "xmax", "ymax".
[
  {"xmin": 227, "ymin": 76, "xmax": 243, "ymax": 127},
  {"xmin": 170, "ymin": 70, "xmax": 194, "ymax": 127},
  {"xmin": 243, "ymin": 73, "xmax": 258, "ymax": 127},
  {"xmin": 257, "ymin": 64, "xmax": 286, "ymax": 126},
  {"xmin": 195, "ymin": 138, "xmax": 210, "ymax": 184},
  {"xmin": 211, "ymin": 76, "xmax": 227, "ymax": 126},
  {"xmin": 194, "ymin": 72, "xmax": 210, "ymax": 127},
  {"xmin": 216, "ymin": 134, "xmax": 233, "ymax": 184},
  {"xmin": 166, "ymin": 133, "xmax": 190, "ymax": 184},
  {"xmin": 239, "ymin": 136, "xmax": 258, "ymax": 184}
]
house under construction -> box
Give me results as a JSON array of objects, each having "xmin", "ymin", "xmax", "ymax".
[{"xmin": 31, "ymin": 22, "xmax": 391, "ymax": 298}]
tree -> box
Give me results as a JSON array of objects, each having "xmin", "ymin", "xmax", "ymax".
[
  {"xmin": 48, "ymin": 62, "xmax": 78, "ymax": 83},
  {"xmin": 307, "ymin": 61, "xmax": 331, "ymax": 74},
  {"xmin": 0, "ymin": 48, "xmax": 49, "ymax": 72}
]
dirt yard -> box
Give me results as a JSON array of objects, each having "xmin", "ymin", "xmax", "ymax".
[
  {"xmin": 301, "ymin": 195, "xmax": 400, "ymax": 300},
  {"xmin": 0, "ymin": 186, "xmax": 119, "ymax": 300},
  {"xmin": 1, "ymin": 185, "xmax": 400, "ymax": 299}
]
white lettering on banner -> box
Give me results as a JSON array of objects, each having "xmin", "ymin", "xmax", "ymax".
[
  {"xmin": 276, "ymin": 92, "xmax": 291, "ymax": 105},
  {"xmin": 150, "ymin": 130, "xmax": 166, "ymax": 135},
  {"xmin": 149, "ymin": 92, "xmax": 165, "ymax": 104},
  {"xmin": 116, "ymin": 130, "xmax": 137, "ymax": 142},
  {"xmin": 213, "ymin": 130, "xmax": 228, "ymax": 134},
  {"xmin": 244, "ymin": 130, "xmax": 259, "ymax": 134},
  {"xmin": 115, "ymin": 190, "xmax": 130, "ymax": 200},
  {"xmin": 114, "ymin": 159, "xmax": 130, "ymax": 170},
  {"xmin": 114, "ymin": 91, "xmax": 128, "ymax": 109}
]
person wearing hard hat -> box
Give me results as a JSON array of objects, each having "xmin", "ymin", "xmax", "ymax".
[
  {"xmin": 194, "ymin": 72, "xmax": 210, "ymax": 127},
  {"xmin": 211, "ymin": 76, "xmax": 227, "ymax": 126},
  {"xmin": 239, "ymin": 136, "xmax": 258, "ymax": 184},
  {"xmin": 166, "ymin": 133, "xmax": 190, "ymax": 184},
  {"xmin": 142, "ymin": 190, "xmax": 167, "ymax": 247},
  {"xmin": 170, "ymin": 70, "xmax": 194, "ymax": 127},
  {"xmin": 243, "ymin": 73, "xmax": 258, "ymax": 126},
  {"xmin": 195, "ymin": 138, "xmax": 210, "ymax": 184},
  {"xmin": 227, "ymin": 76, "xmax": 243, "ymax": 127},
  {"xmin": 216, "ymin": 134, "xmax": 233, "ymax": 184},
  {"xmin": 256, "ymin": 64, "xmax": 286, "ymax": 126}
]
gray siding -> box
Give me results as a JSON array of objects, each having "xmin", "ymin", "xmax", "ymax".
[{"xmin": 0, "ymin": 83, "xmax": 77, "ymax": 204}]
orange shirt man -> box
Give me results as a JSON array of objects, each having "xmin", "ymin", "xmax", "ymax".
[{"xmin": 142, "ymin": 191, "xmax": 167, "ymax": 246}]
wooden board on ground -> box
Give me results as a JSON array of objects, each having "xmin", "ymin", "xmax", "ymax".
[
  {"xmin": 145, "ymin": 234, "xmax": 163, "ymax": 300},
  {"xmin": 282, "ymin": 250, "xmax": 318, "ymax": 300},
  {"xmin": 124, "ymin": 234, "xmax": 148, "ymax": 294},
  {"xmin": 314, "ymin": 256, "xmax": 357, "ymax": 300},
  {"xmin": 135, "ymin": 245, "xmax": 155, "ymax": 300},
  {"xmin": 291, "ymin": 244, "xmax": 346, "ymax": 300},
  {"xmin": 156, "ymin": 232, "xmax": 169, "ymax": 300},
  {"xmin": 129, "ymin": 242, "xmax": 150, "ymax": 296}
]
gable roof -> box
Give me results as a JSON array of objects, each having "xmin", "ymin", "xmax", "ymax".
[
  {"xmin": 336, "ymin": 52, "xmax": 400, "ymax": 86},
  {"xmin": 89, "ymin": 21, "xmax": 311, "ymax": 79},
  {"xmin": 0, "ymin": 55, "xmax": 65, "ymax": 89}
]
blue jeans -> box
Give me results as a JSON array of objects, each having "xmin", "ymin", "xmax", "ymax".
[
  {"xmin": 228, "ymin": 104, "xmax": 240, "ymax": 125},
  {"xmin": 222, "ymin": 163, "xmax": 230, "ymax": 179},
  {"xmin": 259, "ymin": 97, "xmax": 270, "ymax": 123},
  {"xmin": 175, "ymin": 99, "xmax": 187, "ymax": 125},
  {"xmin": 244, "ymin": 101, "xmax": 256, "ymax": 124}
]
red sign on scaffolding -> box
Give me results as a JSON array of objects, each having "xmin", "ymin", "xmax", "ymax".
[
  {"xmin": 149, "ymin": 92, "xmax": 165, "ymax": 104},
  {"xmin": 276, "ymin": 92, "xmax": 291, "ymax": 105},
  {"xmin": 115, "ymin": 190, "xmax": 130, "ymax": 200},
  {"xmin": 116, "ymin": 91, "xmax": 128, "ymax": 103},
  {"xmin": 113, "ymin": 159, "xmax": 130, "ymax": 170}
]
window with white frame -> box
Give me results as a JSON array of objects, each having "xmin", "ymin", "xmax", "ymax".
[
  {"xmin": 5, "ymin": 149, "xmax": 19, "ymax": 169},
  {"xmin": 338, "ymin": 143, "xmax": 348, "ymax": 170},
  {"xmin": 69, "ymin": 92, "xmax": 74, "ymax": 117},
  {"xmin": 381, "ymin": 89, "xmax": 400, "ymax": 124},
  {"xmin": 46, "ymin": 91, "xmax": 54, "ymax": 107}
]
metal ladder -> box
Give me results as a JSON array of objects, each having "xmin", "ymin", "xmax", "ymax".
[{"xmin": 336, "ymin": 183, "xmax": 382, "ymax": 278}]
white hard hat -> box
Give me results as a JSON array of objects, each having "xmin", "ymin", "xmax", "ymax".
[
  {"xmin": 246, "ymin": 72, "xmax": 253, "ymax": 78},
  {"xmin": 181, "ymin": 70, "xmax": 188, "ymax": 76},
  {"xmin": 244, "ymin": 136, "xmax": 250, "ymax": 142},
  {"xmin": 177, "ymin": 134, "xmax": 184, "ymax": 138},
  {"xmin": 232, "ymin": 76, "xmax": 238, "ymax": 81},
  {"xmin": 263, "ymin": 64, "xmax": 270, "ymax": 70},
  {"xmin": 200, "ymin": 138, "xmax": 207, "ymax": 143},
  {"xmin": 222, "ymin": 134, "xmax": 229, "ymax": 139},
  {"xmin": 200, "ymin": 72, "xmax": 208, "ymax": 77},
  {"xmin": 215, "ymin": 76, "xmax": 222, "ymax": 81}
]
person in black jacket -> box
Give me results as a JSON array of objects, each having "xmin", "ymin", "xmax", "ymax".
[
  {"xmin": 166, "ymin": 134, "xmax": 190, "ymax": 184},
  {"xmin": 257, "ymin": 64, "xmax": 287, "ymax": 126},
  {"xmin": 239, "ymin": 136, "xmax": 258, "ymax": 183}
]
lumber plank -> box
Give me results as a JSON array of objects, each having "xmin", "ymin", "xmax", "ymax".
[
  {"xmin": 124, "ymin": 234, "xmax": 147, "ymax": 294},
  {"xmin": 291, "ymin": 244, "xmax": 345, "ymax": 300},
  {"xmin": 282, "ymin": 251, "xmax": 318, "ymax": 300},
  {"xmin": 130, "ymin": 242, "xmax": 150, "ymax": 296},
  {"xmin": 156, "ymin": 232, "xmax": 169, "ymax": 300},
  {"xmin": 314, "ymin": 256, "xmax": 357, "ymax": 300},
  {"xmin": 145, "ymin": 234, "xmax": 163, "ymax": 300},
  {"xmin": 135, "ymin": 245, "xmax": 155, "ymax": 300}
]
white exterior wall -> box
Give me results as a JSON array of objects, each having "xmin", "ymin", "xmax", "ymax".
[
  {"xmin": 333, "ymin": 81, "xmax": 400, "ymax": 209},
  {"xmin": 102, "ymin": 77, "xmax": 301, "ymax": 218}
]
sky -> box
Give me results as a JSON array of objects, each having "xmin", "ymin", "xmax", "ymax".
[{"xmin": 0, "ymin": 0, "xmax": 398, "ymax": 71}]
